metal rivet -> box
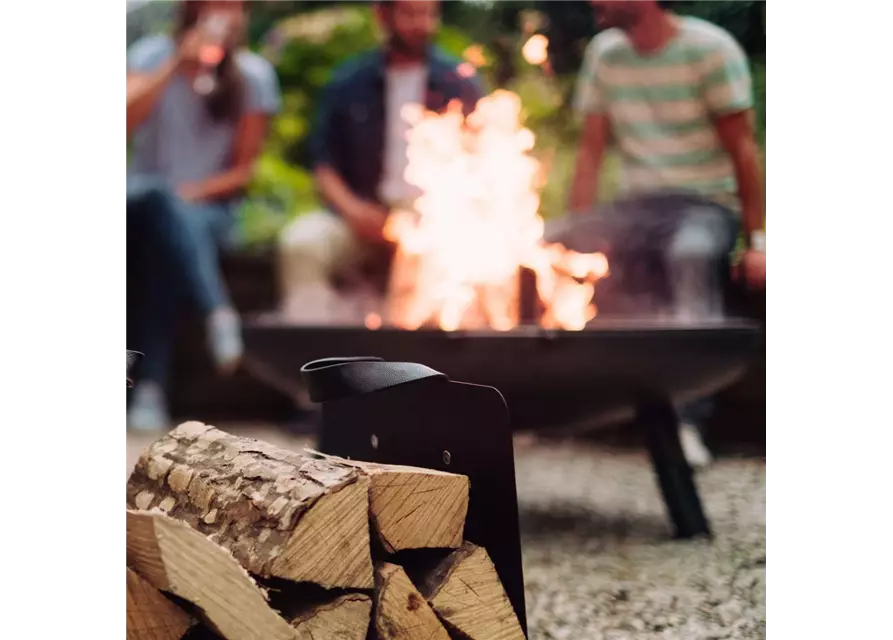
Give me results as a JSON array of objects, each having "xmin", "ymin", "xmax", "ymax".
[
  {"xmin": 443, "ymin": 450, "xmax": 451, "ymax": 465},
  {"xmin": 371, "ymin": 434, "xmax": 379, "ymax": 449}
]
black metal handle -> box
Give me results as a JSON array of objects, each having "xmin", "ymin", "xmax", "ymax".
[{"xmin": 300, "ymin": 357, "xmax": 447, "ymax": 404}]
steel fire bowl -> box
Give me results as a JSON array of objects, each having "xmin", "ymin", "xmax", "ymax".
[{"xmin": 243, "ymin": 317, "xmax": 762, "ymax": 431}]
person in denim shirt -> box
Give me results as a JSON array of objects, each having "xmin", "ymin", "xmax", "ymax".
[
  {"xmin": 126, "ymin": 0, "xmax": 281, "ymax": 431},
  {"xmin": 277, "ymin": 0, "xmax": 483, "ymax": 319}
]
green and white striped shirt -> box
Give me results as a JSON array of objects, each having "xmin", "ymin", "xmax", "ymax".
[{"xmin": 574, "ymin": 16, "xmax": 753, "ymax": 209}]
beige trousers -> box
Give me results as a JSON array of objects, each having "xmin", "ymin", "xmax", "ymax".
[{"xmin": 276, "ymin": 210, "xmax": 381, "ymax": 322}]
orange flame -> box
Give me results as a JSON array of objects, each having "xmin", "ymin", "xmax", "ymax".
[
  {"xmin": 383, "ymin": 91, "xmax": 608, "ymax": 332},
  {"xmin": 462, "ymin": 44, "xmax": 487, "ymax": 68},
  {"xmin": 522, "ymin": 34, "xmax": 549, "ymax": 66},
  {"xmin": 365, "ymin": 312, "xmax": 382, "ymax": 330}
]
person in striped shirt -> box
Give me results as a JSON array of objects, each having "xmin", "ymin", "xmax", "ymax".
[
  {"xmin": 567, "ymin": 0, "xmax": 766, "ymax": 466},
  {"xmin": 569, "ymin": 0, "xmax": 765, "ymax": 290}
]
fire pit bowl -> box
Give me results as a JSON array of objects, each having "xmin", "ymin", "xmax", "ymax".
[
  {"xmin": 243, "ymin": 317, "xmax": 762, "ymax": 542},
  {"xmin": 243, "ymin": 316, "xmax": 762, "ymax": 431}
]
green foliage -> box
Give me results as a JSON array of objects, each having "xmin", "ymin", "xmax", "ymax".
[
  {"xmin": 670, "ymin": 1, "xmax": 765, "ymax": 55},
  {"xmin": 751, "ymin": 55, "xmax": 766, "ymax": 146},
  {"xmin": 524, "ymin": 1, "xmax": 765, "ymax": 82}
]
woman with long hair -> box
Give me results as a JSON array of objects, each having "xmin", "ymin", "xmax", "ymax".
[{"xmin": 126, "ymin": 0, "xmax": 281, "ymax": 431}]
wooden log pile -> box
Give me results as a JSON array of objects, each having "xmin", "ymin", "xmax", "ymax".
[{"xmin": 126, "ymin": 422, "xmax": 525, "ymax": 640}]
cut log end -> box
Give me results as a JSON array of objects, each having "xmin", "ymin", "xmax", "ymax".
[
  {"xmin": 126, "ymin": 568, "xmax": 194, "ymax": 640},
  {"xmin": 272, "ymin": 476, "xmax": 375, "ymax": 589},
  {"xmin": 421, "ymin": 542, "xmax": 526, "ymax": 640},
  {"xmin": 368, "ymin": 468, "xmax": 469, "ymax": 553},
  {"xmin": 289, "ymin": 593, "xmax": 372, "ymax": 640},
  {"xmin": 374, "ymin": 563, "xmax": 451, "ymax": 640},
  {"xmin": 305, "ymin": 452, "xmax": 470, "ymax": 553}
]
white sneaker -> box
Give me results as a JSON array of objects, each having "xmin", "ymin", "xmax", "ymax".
[
  {"xmin": 679, "ymin": 422, "xmax": 713, "ymax": 469},
  {"xmin": 127, "ymin": 382, "xmax": 170, "ymax": 433},
  {"xmin": 207, "ymin": 307, "xmax": 243, "ymax": 375}
]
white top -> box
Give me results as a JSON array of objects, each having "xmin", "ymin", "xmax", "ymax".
[{"xmin": 379, "ymin": 65, "xmax": 427, "ymax": 206}]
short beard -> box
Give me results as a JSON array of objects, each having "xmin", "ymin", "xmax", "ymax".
[{"xmin": 388, "ymin": 34, "xmax": 427, "ymax": 61}]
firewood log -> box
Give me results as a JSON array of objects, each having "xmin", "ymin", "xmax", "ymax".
[
  {"xmin": 288, "ymin": 593, "xmax": 372, "ymax": 640},
  {"xmin": 374, "ymin": 563, "xmax": 450, "ymax": 640},
  {"xmin": 420, "ymin": 542, "xmax": 525, "ymax": 640},
  {"xmin": 126, "ymin": 422, "xmax": 374, "ymax": 589},
  {"xmin": 126, "ymin": 510, "xmax": 296, "ymax": 640},
  {"xmin": 127, "ymin": 423, "xmax": 470, "ymax": 588},
  {"xmin": 308, "ymin": 451, "xmax": 469, "ymax": 553},
  {"xmin": 126, "ymin": 567, "xmax": 194, "ymax": 640}
]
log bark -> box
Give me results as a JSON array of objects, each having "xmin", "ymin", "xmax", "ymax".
[
  {"xmin": 126, "ymin": 567, "xmax": 194, "ymax": 640},
  {"xmin": 126, "ymin": 509, "xmax": 296, "ymax": 640},
  {"xmin": 420, "ymin": 542, "xmax": 525, "ymax": 640},
  {"xmin": 374, "ymin": 563, "xmax": 451, "ymax": 640},
  {"xmin": 309, "ymin": 451, "xmax": 469, "ymax": 553},
  {"xmin": 126, "ymin": 422, "xmax": 374, "ymax": 589},
  {"xmin": 288, "ymin": 593, "xmax": 372, "ymax": 640}
]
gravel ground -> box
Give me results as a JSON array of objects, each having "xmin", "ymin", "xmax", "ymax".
[
  {"xmin": 514, "ymin": 436, "xmax": 765, "ymax": 640},
  {"xmin": 126, "ymin": 425, "xmax": 765, "ymax": 640}
]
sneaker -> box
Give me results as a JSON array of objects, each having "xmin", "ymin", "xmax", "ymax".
[
  {"xmin": 128, "ymin": 382, "xmax": 170, "ymax": 433},
  {"xmin": 679, "ymin": 422, "xmax": 713, "ymax": 469},
  {"xmin": 207, "ymin": 307, "xmax": 243, "ymax": 375}
]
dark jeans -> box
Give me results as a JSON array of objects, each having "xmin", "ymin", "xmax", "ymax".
[
  {"xmin": 554, "ymin": 191, "xmax": 741, "ymax": 429},
  {"xmin": 127, "ymin": 176, "xmax": 235, "ymax": 388},
  {"xmin": 678, "ymin": 397, "xmax": 715, "ymax": 429}
]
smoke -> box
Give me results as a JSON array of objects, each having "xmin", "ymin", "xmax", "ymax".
[{"xmin": 544, "ymin": 191, "xmax": 738, "ymax": 323}]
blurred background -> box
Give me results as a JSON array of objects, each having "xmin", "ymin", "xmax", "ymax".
[{"xmin": 127, "ymin": 0, "xmax": 765, "ymax": 247}]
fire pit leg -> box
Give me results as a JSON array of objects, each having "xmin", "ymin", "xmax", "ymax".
[{"xmin": 636, "ymin": 396, "xmax": 712, "ymax": 539}]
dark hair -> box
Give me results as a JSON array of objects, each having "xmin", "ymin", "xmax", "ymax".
[{"xmin": 176, "ymin": 1, "xmax": 245, "ymax": 122}]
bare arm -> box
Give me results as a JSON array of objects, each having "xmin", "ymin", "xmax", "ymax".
[
  {"xmin": 715, "ymin": 111, "xmax": 764, "ymax": 243},
  {"xmin": 126, "ymin": 60, "xmax": 179, "ymax": 138},
  {"xmin": 567, "ymin": 113, "xmax": 611, "ymax": 213},
  {"xmin": 127, "ymin": 28, "xmax": 205, "ymax": 138},
  {"xmin": 313, "ymin": 164, "xmax": 364, "ymax": 218},
  {"xmin": 313, "ymin": 164, "xmax": 388, "ymax": 242},
  {"xmin": 697, "ymin": 31, "xmax": 763, "ymax": 244},
  {"xmin": 179, "ymin": 113, "xmax": 271, "ymax": 203}
]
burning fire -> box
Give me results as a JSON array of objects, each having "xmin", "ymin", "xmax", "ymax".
[
  {"xmin": 522, "ymin": 34, "xmax": 549, "ymax": 66},
  {"xmin": 381, "ymin": 90, "xmax": 609, "ymax": 332},
  {"xmin": 462, "ymin": 44, "xmax": 488, "ymax": 68}
]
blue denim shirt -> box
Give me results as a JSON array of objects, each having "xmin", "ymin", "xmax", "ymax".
[{"xmin": 306, "ymin": 46, "xmax": 485, "ymax": 206}]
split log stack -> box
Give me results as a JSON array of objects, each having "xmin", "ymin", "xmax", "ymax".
[{"xmin": 125, "ymin": 422, "xmax": 525, "ymax": 640}]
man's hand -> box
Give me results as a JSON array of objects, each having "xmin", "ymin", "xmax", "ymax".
[
  {"xmin": 343, "ymin": 199, "xmax": 390, "ymax": 243},
  {"xmin": 177, "ymin": 183, "xmax": 203, "ymax": 203},
  {"xmin": 741, "ymin": 249, "xmax": 766, "ymax": 290}
]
